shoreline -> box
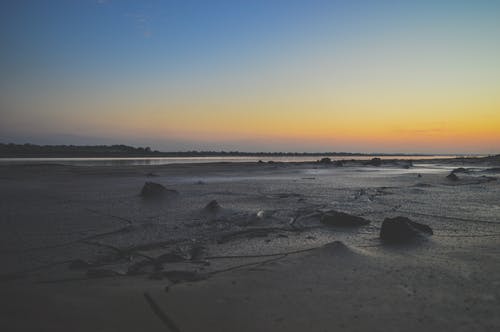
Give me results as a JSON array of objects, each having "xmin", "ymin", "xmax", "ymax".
[{"xmin": 0, "ymin": 154, "xmax": 492, "ymax": 168}]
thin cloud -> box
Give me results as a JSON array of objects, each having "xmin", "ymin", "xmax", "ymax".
[{"xmin": 124, "ymin": 13, "xmax": 153, "ymax": 38}]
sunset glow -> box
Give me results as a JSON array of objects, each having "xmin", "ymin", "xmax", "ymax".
[{"xmin": 1, "ymin": 1, "xmax": 499, "ymax": 153}]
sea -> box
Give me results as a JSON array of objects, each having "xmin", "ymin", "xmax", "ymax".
[{"xmin": 0, "ymin": 155, "xmax": 465, "ymax": 166}]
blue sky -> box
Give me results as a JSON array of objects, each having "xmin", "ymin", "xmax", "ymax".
[{"xmin": 1, "ymin": 1, "xmax": 499, "ymax": 153}]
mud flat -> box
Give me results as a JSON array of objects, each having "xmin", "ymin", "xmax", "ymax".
[{"xmin": 0, "ymin": 157, "xmax": 499, "ymax": 331}]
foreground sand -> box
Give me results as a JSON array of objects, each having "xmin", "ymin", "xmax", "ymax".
[{"xmin": 1, "ymin": 159, "xmax": 499, "ymax": 331}]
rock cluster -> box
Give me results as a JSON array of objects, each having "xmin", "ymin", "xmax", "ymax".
[{"xmin": 380, "ymin": 216, "xmax": 433, "ymax": 244}]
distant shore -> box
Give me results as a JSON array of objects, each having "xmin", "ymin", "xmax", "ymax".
[{"xmin": 0, "ymin": 143, "xmax": 460, "ymax": 158}]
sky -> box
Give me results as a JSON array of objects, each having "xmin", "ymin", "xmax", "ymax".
[{"xmin": 1, "ymin": 0, "xmax": 499, "ymax": 153}]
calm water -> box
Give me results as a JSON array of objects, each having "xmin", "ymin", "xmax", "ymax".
[{"xmin": 0, "ymin": 155, "xmax": 462, "ymax": 166}]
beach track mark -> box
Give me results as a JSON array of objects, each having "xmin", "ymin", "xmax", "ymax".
[{"xmin": 143, "ymin": 292, "xmax": 181, "ymax": 332}]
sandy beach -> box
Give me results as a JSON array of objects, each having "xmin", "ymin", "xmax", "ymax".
[{"xmin": 1, "ymin": 158, "xmax": 499, "ymax": 331}]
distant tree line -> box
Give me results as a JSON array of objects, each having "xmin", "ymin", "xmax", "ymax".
[
  {"xmin": 0, "ymin": 142, "xmax": 423, "ymax": 158},
  {"xmin": 0, "ymin": 143, "xmax": 160, "ymax": 157}
]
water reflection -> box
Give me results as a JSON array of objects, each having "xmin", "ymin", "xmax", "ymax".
[{"xmin": 0, "ymin": 155, "xmax": 461, "ymax": 167}]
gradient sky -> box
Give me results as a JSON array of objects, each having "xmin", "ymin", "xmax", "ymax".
[{"xmin": 1, "ymin": 0, "xmax": 499, "ymax": 153}]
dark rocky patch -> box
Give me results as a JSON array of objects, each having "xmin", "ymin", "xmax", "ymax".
[
  {"xmin": 204, "ymin": 200, "xmax": 221, "ymax": 213},
  {"xmin": 481, "ymin": 167, "xmax": 500, "ymax": 174},
  {"xmin": 366, "ymin": 158, "xmax": 382, "ymax": 166},
  {"xmin": 446, "ymin": 172, "xmax": 459, "ymax": 181},
  {"xmin": 452, "ymin": 167, "xmax": 468, "ymax": 174},
  {"xmin": 320, "ymin": 211, "xmax": 370, "ymax": 227},
  {"xmin": 318, "ymin": 157, "xmax": 332, "ymax": 164},
  {"xmin": 140, "ymin": 181, "xmax": 178, "ymax": 198},
  {"xmin": 334, "ymin": 160, "xmax": 344, "ymax": 167},
  {"xmin": 380, "ymin": 216, "xmax": 433, "ymax": 244},
  {"xmin": 480, "ymin": 175, "xmax": 497, "ymax": 182},
  {"xmin": 188, "ymin": 245, "xmax": 206, "ymax": 260}
]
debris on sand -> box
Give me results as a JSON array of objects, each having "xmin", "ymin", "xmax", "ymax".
[
  {"xmin": 446, "ymin": 172, "xmax": 459, "ymax": 181},
  {"xmin": 127, "ymin": 245, "xmax": 207, "ymax": 276},
  {"xmin": 216, "ymin": 227, "xmax": 288, "ymax": 244},
  {"xmin": 380, "ymin": 216, "xmax": 433, "ymax": 244},
  {"xmin": 320, "ymin": 210, "xmax": 370, "ymax": 227},
  {"xmin": 140, "ymin": 181, "xmax": 178, "ymax": 198}
]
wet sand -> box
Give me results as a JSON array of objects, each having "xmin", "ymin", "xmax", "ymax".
[{"xmin": 1, "ymin": 159, "xmax": 499, "ymax": 331}]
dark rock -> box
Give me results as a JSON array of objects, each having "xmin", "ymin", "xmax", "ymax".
[
  {"xmin": 204, "ymin": 200, "xmax": 221, "ymax": 213},
  {"xmin": 257, "ymin": 160, "xmax": 264, "ymax": 164},
  {"xmin": 146, "ymin": 172, "xmax": 158, "ymax": 177},
  {"xmin": 319, "ymin": 157, "xmax": 332, "ymax": 164},
  {"xmin": 417, "ymin": 174, "xmax": 422, "ymax": 178},
  {"xmin": 367, "ymin": 158, "xmax": 382, "ymax": 166},
  {"xmin": 334, "ymin": 160, "xmax": 344, "ymax": 167},
  {"xmin": 380, "ymin": 216, "xmax": 433, "ymax": 244},
  {"xmin": 140, "ymin": 181, "xmax": 178, "ymax": 198},
  {"xmin": 446, "ymin": 172, "xmax": 459, "ymax": 181},
  {"xmin": 452, "ymin": 167, "xmax": 468, "ymax": 174},
  {"xmin": 320, "ymin": 210, "xmax": 370, "ymax": 227}
]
